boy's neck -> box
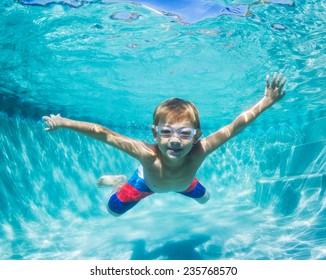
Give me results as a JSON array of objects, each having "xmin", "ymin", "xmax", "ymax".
[{"xmin": 159, "ymin": 150, "xmax": 187, "ymax": 170}]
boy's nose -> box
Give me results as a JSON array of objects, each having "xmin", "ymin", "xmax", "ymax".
[{"xmin": 169, "ymin": 135, "xmax": 181, "ymax": 144}]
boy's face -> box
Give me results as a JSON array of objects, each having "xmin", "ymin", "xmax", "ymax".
[{"xmin": 153, "ymin": 120, "xmax": 199, "ymax": 161}]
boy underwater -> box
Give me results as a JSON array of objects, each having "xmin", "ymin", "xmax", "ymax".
[{"xmin": 43, "ymin": 72, "xmax": 286, "ymax": 216}]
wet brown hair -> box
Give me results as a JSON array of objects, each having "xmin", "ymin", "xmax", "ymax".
[{"xmin": 153, "ymin": 98, "xmax": 201, "ymax": 129}]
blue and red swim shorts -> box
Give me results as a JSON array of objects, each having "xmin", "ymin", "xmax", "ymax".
[{"xmin": 107, "ymin": 168, "xmax": 206, "ymax": 215}]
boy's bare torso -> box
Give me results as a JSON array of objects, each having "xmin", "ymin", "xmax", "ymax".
[{"xmin": 140, "ymin": 143, "xmax": 205, "ymax": 193}]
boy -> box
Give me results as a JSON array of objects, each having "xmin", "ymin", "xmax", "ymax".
[{"xmin": 43, "ymin": 72, "xmax": 286, "ymax": 216}]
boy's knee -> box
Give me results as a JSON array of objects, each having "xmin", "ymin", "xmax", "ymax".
[
  {"xmin": 106, "ymin": 200, "xmax": 123, "ymax": 217},
  {"xmin": 107, "ymin": 193, "xmax": 137, "ymax": 217},
  {"xmin": 195, "ymin": 190, "xmax": 210, "ymax": 204},
  {"xmin": 107, "ymin": 207, "xmax": 123, "ymax": 217}
]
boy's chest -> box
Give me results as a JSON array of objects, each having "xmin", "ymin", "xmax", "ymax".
[{"xmin": 144, "ymin": 160, "xmax": 198, "ymax": 192}]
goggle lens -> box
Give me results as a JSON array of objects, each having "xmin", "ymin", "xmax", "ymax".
[{"xmin": 154, "ymin": 126, "xmax": 196, "ymax": 140}]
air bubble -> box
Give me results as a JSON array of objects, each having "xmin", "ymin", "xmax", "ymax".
[
  {"xmin": 272, "ymin": 23, "xmax": 286, "ymax": 30},
  {"xmin": 110, "ymin": 12, "xmax": 140, "ymax": 21},
  {"xmin": 91, "ymin": 24, "xmax": 103, "ymax": 30}
]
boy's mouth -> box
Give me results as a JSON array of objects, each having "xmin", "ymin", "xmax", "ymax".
[{"xmin": 168, "ymin": 147, "xmax": 182, "ymax": 153}]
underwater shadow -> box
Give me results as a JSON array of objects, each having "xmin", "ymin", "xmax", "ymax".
[{"xmin": 130, "ymin": 234, "xmax": 211, "ymax": 260}]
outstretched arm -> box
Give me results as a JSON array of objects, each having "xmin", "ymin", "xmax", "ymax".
[
  {"xmin": 42, "ymin": 114, "xmax": 155, "ymax": 161},
  {"xmin": 200, "ymin": 72, "xmax": 286, "ymax": 155}
]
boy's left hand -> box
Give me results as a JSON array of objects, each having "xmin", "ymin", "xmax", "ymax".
[
  {"xmin": 42, "ymin": 114, "xmax": 64, "ymax": 131},
  {"xmin": 264, "ymin": 72, "xmax": 287, "ymax": 103}
]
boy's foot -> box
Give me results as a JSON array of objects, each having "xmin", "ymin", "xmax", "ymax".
[{"xmin": 97, "ymin": 175, "xmax": 127, "ymax": 189}]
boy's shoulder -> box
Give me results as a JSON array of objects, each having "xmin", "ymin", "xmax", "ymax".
[
  {"xmin": 189, "ymin": 140, "xmax": 207, "ymax": 160},
  {"xmin": 141, "ymin": 142, "xmax": 159, "ymax": 159}
]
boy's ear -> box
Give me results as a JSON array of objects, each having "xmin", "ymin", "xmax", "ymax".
[{"xmin": 152, "ymin": 126, "xmax": 158, "ymax": 141}]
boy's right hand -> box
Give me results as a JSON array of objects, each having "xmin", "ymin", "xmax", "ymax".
[
  {"xmin": 42, "ymin": 114, "xmax": 64, "ymax": 131},
  {"xmin": 264, "ymin": 72, "xmax": 286, "ymax": 103}
]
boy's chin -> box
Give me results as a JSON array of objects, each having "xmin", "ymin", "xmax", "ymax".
[{"xmin": 166, "ymin": 149, "xmax": 184, "ymax": 159}]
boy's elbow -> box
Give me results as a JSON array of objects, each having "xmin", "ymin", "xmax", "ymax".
[
  {"xmin": 221, "ymin": 126, "xmax": 232, "ymax": 138},
  {"xmin": 222, "ymin": 124, "xmax": 237, "ymax": 139}
]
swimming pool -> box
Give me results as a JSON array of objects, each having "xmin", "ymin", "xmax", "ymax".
[{"xmin": 0, "ymin": 0, "xmax": 325, "ymax": 260}]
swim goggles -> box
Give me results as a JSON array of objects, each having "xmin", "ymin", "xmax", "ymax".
[{"xmin": 152, "ymin": 125, "xmax": 197, "ymax": 140}]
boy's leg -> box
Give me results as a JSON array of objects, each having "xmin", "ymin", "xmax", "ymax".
[
  {"xmin": 98, "ymin": 168, "xmax": 153, "ymax": 216},
  {"xmin": 106, "ymin": 189, "xmax": 138, "ymax": 217},
  {"xmin": 179, "ymin": 178, "xmax": 210, "ymax": 204},
  {"xmin": 107, "ymin": 183, "xmax": 153, "ymax": 216},
  {"xmin": 193, "ymin": 189, "xmax": 210, "ymax": 204}
]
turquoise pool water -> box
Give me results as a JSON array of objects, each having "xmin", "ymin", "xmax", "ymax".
[{"xmin": 0, "ymin": 0, "xmax": 325, "ymax": 260}]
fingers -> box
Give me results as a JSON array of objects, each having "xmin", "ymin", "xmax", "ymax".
[
  {"xmin": 279, "ymin": 77, "xmax": 287, "ymax": 91},
  {"xmin": 276, "ymin": 72, "xmax": 282, "ymax": 83},
  {"xmin": 42, "ymin": 116, "xmax": 51, "ymax": 130},
  {"xmin": 266, "ymin": 74, "xmax": 270, "ymax": 89},
  {"xmin": 269, "ymin": 72, "xmax": 286, "ymax": 90},
  {"xmin": 271, "ymin": 72, "xmax": 278, "ymax": 89},
  {"xmin": 264, "ymin": 71, "xmax": 287, "ymax": 102},
  {"xmin": 42, "ymin": 114, "xmax": 60, "ymax": 131}
]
